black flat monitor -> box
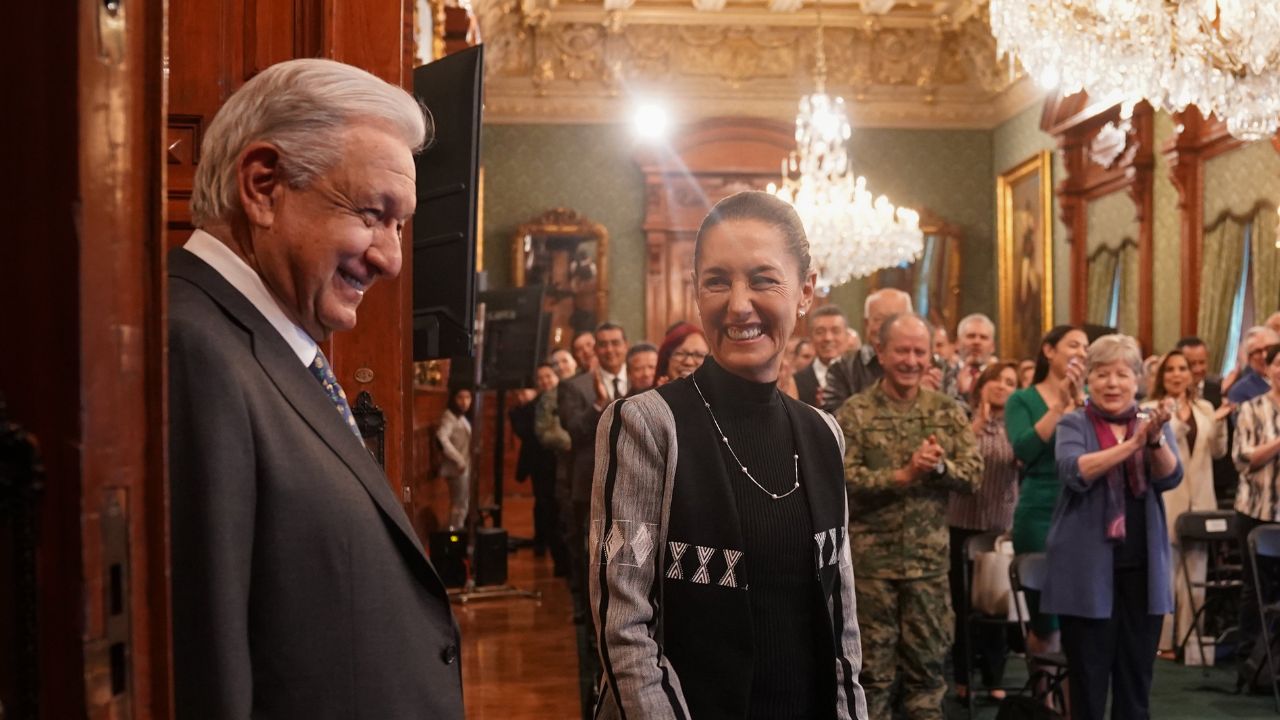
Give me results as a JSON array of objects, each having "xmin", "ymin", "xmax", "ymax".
[
  {"xmin": 477, "ymin": 286, "xmax": 548, "ymax": 390},
  {"xmin": 412, "ymin": 44, "xmax": 484, "ymax": 360}
]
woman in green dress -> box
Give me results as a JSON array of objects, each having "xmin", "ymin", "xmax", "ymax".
[{"xmin": 1006, "ymin": 325, "xmax": 1088, "ymax": 654}]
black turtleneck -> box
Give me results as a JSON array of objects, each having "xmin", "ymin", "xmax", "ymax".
[{"xmin": 695, "ymin": 358, "xmax": 822, "ymax": 718}]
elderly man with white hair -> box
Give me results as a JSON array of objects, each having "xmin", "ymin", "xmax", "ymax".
[{"xmin": 168, "ymin": 59, "xmax": 464, "ymax": 718}]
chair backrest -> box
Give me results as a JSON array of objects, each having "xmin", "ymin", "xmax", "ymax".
[
  {"xmin": 1176, "ymin": 510, "xmax": 1237, "ymax": 542},
  {"xmin": 1011, "ymin": 552, "xmax": 1049, "ymax": 593},
  {"xmin": 1249, "ymin": 525, "xmax": 1280, "ymax": 560},
  {"xmin": 964, "ymin": 530, "xmax": 1002, "ymax": 562}
]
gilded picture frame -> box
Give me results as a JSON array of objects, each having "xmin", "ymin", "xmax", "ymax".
[{"xmin": 997, "ymin": 150, "xmax": 1054, "ymax": 362}]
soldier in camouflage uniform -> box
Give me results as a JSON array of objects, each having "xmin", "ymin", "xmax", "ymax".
[{"xmin": 838, "ymin": 312, "xmax": 982, "ymax": 720}]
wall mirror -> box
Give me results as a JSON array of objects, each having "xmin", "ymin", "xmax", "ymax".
[{"xmin": 511, "ymin": 208, "xmax": 609, "ymax": 351}]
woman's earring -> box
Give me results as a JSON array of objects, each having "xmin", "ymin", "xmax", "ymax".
[{"xmin": 798, "ymin": 309, "xmax": 807, "ymax": 319}]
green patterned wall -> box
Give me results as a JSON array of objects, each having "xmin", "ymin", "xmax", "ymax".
[
  {"xmin": 1204, "ymin": 140, "xmax": 1280, "ymax": 226},
  {"xmin": 993, "ymin": 99, "xmax": 1071, "ymax": 327},
  {"xmin": 482, "ymin": 123, "xmax": 994, "ymax": 341},
  {"xmin": 480, "ymin": 124, "xmax": 647, "ymax": 340}
]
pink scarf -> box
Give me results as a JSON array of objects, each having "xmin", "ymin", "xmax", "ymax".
[{"xmin": 1084, "ymin": 400, "xmax": 1148, "ymax": 542}]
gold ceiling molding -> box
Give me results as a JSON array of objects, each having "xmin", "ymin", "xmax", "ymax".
[{"xmin": 475, "ymin": 0, "xmax": 1042, "ymax": 128}]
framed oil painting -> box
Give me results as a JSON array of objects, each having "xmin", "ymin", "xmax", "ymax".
[{"xmin": 997, "ymin": 150, "xmax": 1054, "ymax": 362}]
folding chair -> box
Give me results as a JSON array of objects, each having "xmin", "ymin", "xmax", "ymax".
[
  {"xmin": 1247, "ymin": 525, "xmax": 1280, "ymax": 713},
  {"xmin": 959, "ymin": 531, "xmax": 1019, "ymax": 717},
  {"xmin": 1174, "ymin": 510, "xmax": 1242, "ymax": 672},
  {"xmin": 1009, "ymin": 552, "xmax": 1069, "ymax": 711}
]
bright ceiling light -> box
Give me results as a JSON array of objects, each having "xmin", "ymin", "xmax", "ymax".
[{"xmin": 632, "ymin": 101, "xmax": 671, "ymax": 141}]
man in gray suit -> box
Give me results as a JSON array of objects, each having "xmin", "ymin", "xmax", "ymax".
[
  {"xmin": 168, "ymin": 59, "xmax": 463, "ymax": 719},
  {"xmin": 558, "ymin": 321, "xmax": 628, "ymax": 718}
]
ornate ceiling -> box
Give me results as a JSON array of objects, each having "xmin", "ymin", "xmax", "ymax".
[{"xmin": 473, "ymin": 0, "xmax": 1043, "ymax": 128}]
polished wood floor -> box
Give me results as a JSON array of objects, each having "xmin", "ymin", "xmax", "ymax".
[{"xmin": 456, "ymin": 491, "xmax": 580, "ymax": 719}]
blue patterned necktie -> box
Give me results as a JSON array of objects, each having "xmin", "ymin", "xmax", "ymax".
[{"xmin": 308, "ymin": 351, "xmax": 363, "ymax": 440}]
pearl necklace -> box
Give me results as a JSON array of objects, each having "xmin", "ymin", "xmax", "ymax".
[{"xmin": 691, "ymin": 376, "xmax": 801, "ymax": 501}]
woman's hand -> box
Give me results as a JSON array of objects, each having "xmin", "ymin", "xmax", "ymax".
[
  {"xmin": 971, "ymin": 400, "xmax": 991, "ymax": 431},
  {"xmin": 1214, "ymin": 401, "xmax": 1236, "ymax": 423},
  {"xmin": 1057, "ymin": 359, "xmax": 1085, "ymax": 411},
  {"xmin": 1145, "ymin": 401, "xmax": 1174, "ymax": 443}
]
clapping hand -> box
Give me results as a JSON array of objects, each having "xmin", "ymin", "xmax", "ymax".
[
  {"xmin": 1214, "ymin": 401, "xmax": 1237, "ymax": 423},
  {"xmin": 922, "ymin": 366, "xmax": 944, "ymax": 391},
  {"xmin": 1059, "ymin": 358, "xmax": 1085, "ymax": 410},
  {"xmin": 592, "ymin": 371, "xmax": 610, "ymax": 409},
  {"xmin": 908, "ymin": 435, "xmax": 946, "ymax": 481}
]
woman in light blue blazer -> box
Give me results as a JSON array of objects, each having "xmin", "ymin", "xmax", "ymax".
[{"xmin": 1042, "ymin": 334, "xmax": 1182, "ymax": 720}]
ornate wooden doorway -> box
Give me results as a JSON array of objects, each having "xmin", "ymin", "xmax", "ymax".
[{"xmin": 634, "ymin": 118, "xmax": 794, "ymax": 342}]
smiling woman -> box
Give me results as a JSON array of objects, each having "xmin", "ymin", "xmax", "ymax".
[{"xmin": 589, "ymin": 192, "xmax": 867, "ymax": 719}]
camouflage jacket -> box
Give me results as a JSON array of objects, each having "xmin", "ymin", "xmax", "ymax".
[{"xmin": 837, "ymin": 382, "xmax": 983, "ymax": 579}]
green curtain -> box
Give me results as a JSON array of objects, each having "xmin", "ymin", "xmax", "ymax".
[
  {"xmin": 1118, "ymin": 242, "xmax": 1139, "ymax": 336},
  {"xmin": 1252, "ymin": 206, "xmax": 1280, "ymax": 323},
  {"xmin": 1087, "ymin": 248, "xmax": 1120, "ymax": 326},
  {"xmin": 1199, "ymin": 218, "xmax": 1247, "ymax": 372}
]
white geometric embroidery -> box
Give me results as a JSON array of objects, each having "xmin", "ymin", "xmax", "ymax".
[
  {"xmin": 692, "ymin": 545, "xmax": 715, "ymax": 584},
  {"xmin": 631, "ymin": 524, "xmax": 654, "ymax": 566},
  {"xmin": 667, "ymin": 541, "xmax": 689, "ymax": 580},
  {"xmin": 814, "ymin": 531, "xmax": 829, "ymax": 569},
  {"xmin": 720, "ymin": 549, "xmax": 742, "ymax": 588},
  {"xmin": 605, "ymin": 523, "xmax": 626, "ymax": 564},
  {"xmin": 828, "ymin": 527, "xmax": 840, "ymax": 567}
]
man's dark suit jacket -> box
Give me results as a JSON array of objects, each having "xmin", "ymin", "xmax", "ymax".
[
  {"xmin": 794, "ymin": 363, "xmax": 820, "ymax": 407},
  {"xmin": 558, "ymin": 369, "xmax": 606, "ymax": 505},
  {"xmin": 168, "ymin": 249, "xmax": 464, "ymax": 719},
  {"xmin": 822, "ymin": 348, "xmax": 883, "ymax": 413}
]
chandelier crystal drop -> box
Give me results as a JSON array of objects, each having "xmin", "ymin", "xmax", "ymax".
[
  {"xmin": 768, "ymin": 0, "xmax": 922, "ymax": 295},
  {"xmin": 989, "ymin": 0, "xmax": 1280, "ymax": 141}
]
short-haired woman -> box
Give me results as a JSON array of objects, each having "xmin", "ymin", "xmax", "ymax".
[
  {"xmin": 1044, "ymin": 334, "xmax": 1182, "ymax": 720},
  {"xmin": 1232, "ymin": 343, "xmax": 1280, "ymax": 652},
  {"xmin": 590, "ymin": 191, "xmax": 865, "ymax": 718},
  {"xmin": 948, "ymin": 361, "xmax": 1020, "ymax": 702},
  {"xmin": 1005, "ymin": 326, "xmax": 1088, "ymax": 657},
  {"xmin": 1143, "ymin": 350, "xmax": 1228, "ymax": 655}
]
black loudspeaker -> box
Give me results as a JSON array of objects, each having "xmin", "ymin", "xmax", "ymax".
[
  {"xmin": 474, "ymin": 527, "xmax": 509, "ymax": 587},
  {"xmin": 478, "ymin": 286, "xmax": 548, "ymax": 390},
  {"xmin": 428, "ymin": 530, "xmax": 468, "ymax": 588},
  {"xmin": 412, "ymin": 45, "xmax": 484, "ymax": 361}
]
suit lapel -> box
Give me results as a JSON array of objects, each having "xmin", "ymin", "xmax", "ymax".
[{"xmin": 170, "ymin": 249, "xmax": 438, "ymax": 583}]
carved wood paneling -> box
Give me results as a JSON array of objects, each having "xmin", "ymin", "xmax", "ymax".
[
  {"xmin": 1162, "ymin": 107, "xmax": 1245, "ymax": 336},
  {"xmin": 1043, "ymin": 95, "xmax": 1155, "ymax": 350}
]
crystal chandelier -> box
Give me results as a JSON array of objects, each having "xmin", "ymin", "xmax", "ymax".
[
  {"xmin": 989, "ymin": 0, "xmax": 1280, "ymax": 141},
  {"xmin": 768, "ymin": 0, "xmax": 922, "ymax": 295}
]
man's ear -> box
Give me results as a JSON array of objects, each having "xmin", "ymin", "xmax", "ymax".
[{"xmin": 237, "ymin": 142, "xmax": 284, "ymax": 229}]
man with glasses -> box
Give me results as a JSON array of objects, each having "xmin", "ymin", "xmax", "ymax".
[{"xmin": 1227, "ymin": 327, "xmax": 1280, "ymax": 405}]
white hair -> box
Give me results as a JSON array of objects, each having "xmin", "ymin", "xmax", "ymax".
[
  {"xmin": 191, "ymin": 58, "xmax": 430, "ymax": 227},
  {"xmin": 1237, "ymin": 325, "xmax": 1280, "ymax": 370},
  {"xmin": 1086, "ymin": 334, "xmax": 1143, "ymax": 376},
  {"xmin": 864, "ymin": 288, "xmax": 914, "ymax": 317},
  {"xmin": 957, "ymin": 313, "xmax": 995, "ymax": 337}
]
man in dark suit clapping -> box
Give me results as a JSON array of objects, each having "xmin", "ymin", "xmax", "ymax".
[
  {"xmin": 168, "ymin": 59, "xmax": 462, "ymax": 719},
  {"xmin": 794, "ymin": 304, "xmax": 849, "ymax": 407}
]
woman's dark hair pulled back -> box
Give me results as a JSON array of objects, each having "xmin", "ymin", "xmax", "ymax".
[
  {"xmin": 1032, "ymin": 325, "xmax": 1083, "ymax": 384},
  {"xmin": 694, "ymin": 191, "xmax": 811, "ymax": 279}
]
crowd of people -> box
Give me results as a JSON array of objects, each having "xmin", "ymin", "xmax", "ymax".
[{"xmin": 502, "ymin": 192, "xmax": 1280, "ymax": 719}]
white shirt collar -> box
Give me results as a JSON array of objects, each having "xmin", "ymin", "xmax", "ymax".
[
  {"xmin": 184, "ymin": 229, "xmax": 318, "ymax": 367},
  {"xmin": 813, "ymin": 356, "xmax": 832, "ymax": 387},
  {"xmin": 599, "ymin": 367, "xmax": 628, "ymax": 399}
]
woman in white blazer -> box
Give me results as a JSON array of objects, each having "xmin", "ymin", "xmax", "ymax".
[{"xmin": 1143, "ymin": 349, "xmax": 1229, "ymax": 654}]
